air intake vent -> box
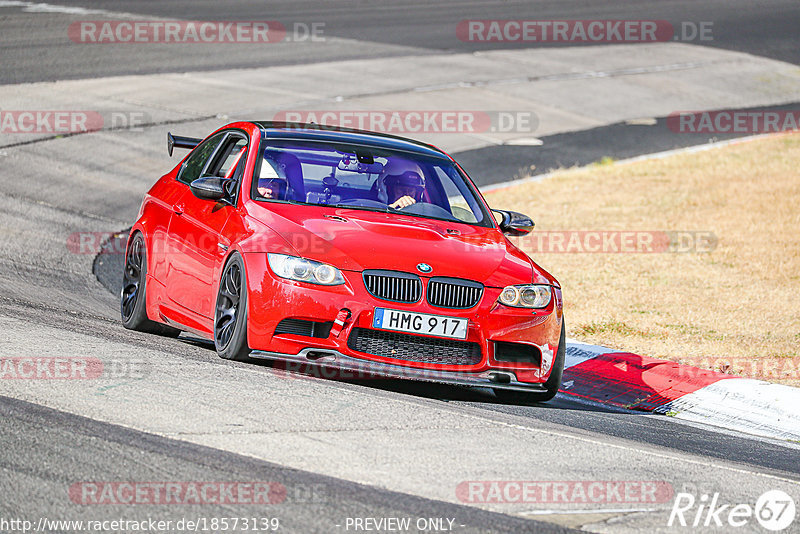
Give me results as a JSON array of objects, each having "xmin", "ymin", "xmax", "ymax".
[
  {"xmin": 493, "ymin": 341, "xmax": 542, "ymax": 365},
  {"xmin": 274, "ymin": 318, "xmax": 333, "ymax": 338},
  {"xmin": 363, "ymin": 270, "xmax": 422, "ymax": 303},
  {"xmin": 427, "ymin": 277, "xmax": 483, "ymax": 309},
  {"xmin": 348, "ymin": 327, "xmax": 481, "ymax": 366}
]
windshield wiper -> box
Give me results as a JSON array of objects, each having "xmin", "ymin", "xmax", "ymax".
[{"xmin": 331, "ymin": 202, "xmax": 390, "ymax": 212}]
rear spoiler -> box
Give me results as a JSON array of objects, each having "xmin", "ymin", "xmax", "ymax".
[{"xmin": 167, "ymin": 132, "xmax": 201, "ymax": 157}]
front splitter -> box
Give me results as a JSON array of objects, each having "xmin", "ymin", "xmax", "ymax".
[{"xmin": 250, "ymin": 348, "xmax": 547, "ymax": 392}]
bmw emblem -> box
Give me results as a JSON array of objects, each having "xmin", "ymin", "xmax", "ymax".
[{"xmin": 417, "ymin": 263, "xmax": 433, "ymax": 273}]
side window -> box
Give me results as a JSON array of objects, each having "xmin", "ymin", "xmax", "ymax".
[
  {"xmin": 178, "ymin": 132, "xmax": 225, "ymax": 185},
  {"xmin": 434, "ymin": 166, "xmax": 481, "ymax": 223},
  {"xmin": 207, "ymin": 136, "xmax": 248, "ymax": 179}
]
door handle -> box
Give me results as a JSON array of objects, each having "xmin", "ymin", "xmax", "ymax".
[{"xmin": 173, "ymin": 203, "xmax": 185, "ymax": 215}]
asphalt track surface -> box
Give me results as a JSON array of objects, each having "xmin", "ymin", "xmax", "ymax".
[
  {"xmin": 2, "ymin": 0, "xmax": 799, "ymax": 84},
  {"xmin": 1, "ymin": 396, "xmax": 569, "ymax": 533},
  {"xmin": 2, "ymin": 1, "xmax": 800, "ymax": 533}
]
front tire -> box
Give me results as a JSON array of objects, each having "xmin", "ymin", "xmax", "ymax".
[
  {"xmin": 120, "ymin": 232, "xmax": 181, "ymax": 337},
  {"xmin": 494, "ymin": 319, "xmax": 566, "ymax": 404},
  {"xmin": 214, "ymin": 253, "xmax": 251, "ymax": 361}
]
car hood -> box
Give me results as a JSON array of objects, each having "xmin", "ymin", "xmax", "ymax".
[{"xmin": 251, "ymin": 203, "xmax": 554, "ymax": 287}]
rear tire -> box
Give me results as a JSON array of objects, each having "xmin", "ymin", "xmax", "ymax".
[
  {"xmin": 494, "ymin": 319, "xmax": 566, "ymax": 404},
  {"xmin": 214, "ymin": 253, "xmax": 251, "ymax": 361},
  {"xmin": 120, "ymin": 232, "xmax": 181, "ymax": 337}
]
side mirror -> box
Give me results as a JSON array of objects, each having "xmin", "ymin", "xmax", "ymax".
[
  {"xmin": 493, "ymin": 209, "xmax": 535, "ymax": 236},
  {"xmin": 190, "ymin": 176, "xmax": 228, "ymax": 201}
]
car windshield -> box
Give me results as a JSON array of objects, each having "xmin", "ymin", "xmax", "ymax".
[{"xmin": 252, "ymin": 140, "xmax": 490, "ymax": 226}]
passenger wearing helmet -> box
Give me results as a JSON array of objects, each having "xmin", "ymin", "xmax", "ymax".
[{"xmin": 377, "ymin": 159, "xmax": 426, "ymax": 210}]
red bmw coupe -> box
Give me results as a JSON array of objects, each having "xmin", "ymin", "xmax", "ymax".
[{"xmin": 122, "ymin": 122, "xmax": 564, "ymax": 402}]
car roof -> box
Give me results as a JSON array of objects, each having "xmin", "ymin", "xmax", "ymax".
[{"xmin": 252, "ymin": 121, "xmax": 450, "ymax": 160}]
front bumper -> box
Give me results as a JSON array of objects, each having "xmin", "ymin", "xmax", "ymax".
[{"xmin": 243, "ymin": 253, "xmax": 563, "ymax": 385}]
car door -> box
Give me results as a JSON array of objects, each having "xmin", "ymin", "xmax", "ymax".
[{"xmin": 165, "ymin": 131, "xmax": 249, "ymax": 323}]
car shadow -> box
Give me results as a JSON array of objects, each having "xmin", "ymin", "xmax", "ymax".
[
  {"xmin": 175, "ymin": 337, "xmax": 664, "ymax": 415},
  {"xmin": 340, "ymin": 378, "xmax": 629, "ymax": 414}
]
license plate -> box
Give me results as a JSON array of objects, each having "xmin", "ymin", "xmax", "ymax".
[{"xmin": 372, "ymin": 308, "xmax": 468, "ymax": 340}]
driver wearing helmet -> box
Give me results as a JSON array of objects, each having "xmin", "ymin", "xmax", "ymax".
[
  {"xmin": 378, "ymin": 159, "xmax": 426, "ymax": 209},
  {"xmin": 256, "ymin": 157, "xmax": 287, "ymax": 200}
]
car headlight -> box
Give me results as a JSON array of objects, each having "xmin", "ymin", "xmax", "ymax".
[
  {"xmin": 267, "ymin": 253, "xmax": 345, "ymax": 285},
  {"xmin": 498, "ymin": 284, "xmax": 552, "ymax": 308}
]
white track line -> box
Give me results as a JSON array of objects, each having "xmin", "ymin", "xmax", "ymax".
[{"xmin": 0, "ymin": 1, "xmax": 151, "ymax": 18}]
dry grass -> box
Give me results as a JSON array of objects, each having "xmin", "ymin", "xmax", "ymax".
[{"xmin": 484, "ymin": 133, "xmax": 800, "ymax": 385}]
